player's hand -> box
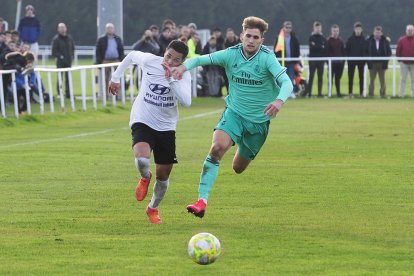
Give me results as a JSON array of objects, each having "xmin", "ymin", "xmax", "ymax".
[
  {"xmin": 162, "ymin": 62, "xmax": 171, "ymax": 78},
  {"xmin": 171, "ymin": 65, "xmax": 186, "ymax": 80},
  {"xmin": 108, "ymin": 81, "xmax": 120, "ymax": 96},
  {"xmin": 264, "ymin": 99, "xmax": 284, "ymax": 117}
]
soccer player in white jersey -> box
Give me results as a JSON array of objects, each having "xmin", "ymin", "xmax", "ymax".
[
  {"xmin": 108, "ymin": 40, "xmax": 191, "ymax": 224},
  {"xmin": 171, "ymin": 17, "xmax": 293, "ymax": 218}
]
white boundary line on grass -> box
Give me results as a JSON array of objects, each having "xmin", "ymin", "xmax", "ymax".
[{"xmin": 0, "ymin": 109, "xmax": 223, "ymax": 149}]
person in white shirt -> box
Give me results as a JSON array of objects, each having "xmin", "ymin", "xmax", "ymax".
[{"xmin": 108, "ymin": 40, "xmax": 191, "ymax": 224}]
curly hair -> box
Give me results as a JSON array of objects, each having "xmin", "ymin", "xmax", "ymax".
[{"xmin": 242, "ymin": 16, "xmax": 269, "ymax": 36}]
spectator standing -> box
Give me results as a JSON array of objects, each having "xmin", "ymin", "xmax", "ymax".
[
  {"xmin": 187, "ymin": 31, "xmax": 201, "ymax": 58},
  {"xmin": 132, "ymin": 29, "xmax": 160, "ymax": 55},
  {"xmin": 188, "ymin": 23, "xmax": 203, "ymax": 54},
  {"xmin": 149, "ymin": 25, "xmax": 160, "ymax": 45},
  {"xmin": 222, "ymin": 28, "xmax": 241, "ymax": 90},
  {"xmin": 274, "ymin": 21, "xmax": 300, "ymax": 95},
  {"xmin": 188, "ymin": 23, "xmax": 197, "ymax": 37},
  {"xmin": 0, "ymin": 41, "xmax": 19, "ymax": 104},
  {"xmin": 346, "ymin": 22, "xmax": 366, "ymax": 97},
  {"xmin": 213, "ymin": 27, "xmax": 225, "ymax": 50},
  {"xmin": 132, "ymin": 29, "xmax": 160, "ymax": 87},
  {"xmin": 10, "ymin": 30, "xmax": 20, "ymax": 45},
  {"xmin": 95, "ymin": 22, "xmax": 124, "ymax": 92},
  {"xmin": 180, "ymin": 25, "xmax": 191, "ymax": 40},
  {"xmin": 4, "ymin": 30, "xmax": 12, "ymax": 44},
  {"xmin": 51, "ymin": 23, "xmax": 75, "ymax": 98},
  {"xmin": 396, "ymin": 24, "xmax": 414, "ymax": 97},
  {"xmin": 326, "ymin": 24, "xmax": 345, "ymax": 97},
  {"xmin": 224, "ymin": 28, "xmax": 240, "ymax": 48},
  {"xmin": 3, "ymin": 45, "xmax": 35, "ymax": 114},
  {"xmin": 0, "ymin": 32, "xmax": 7, "ymax": 54},
  {"xmin": 18, "ymin": 5, "xmax": 41, "ymax": 62},
  {"xmin": 158, "ymin": 27, "xmax": 172, "ymax": 56},
  {"xmin": 366, "ymin": 26, "xmax": 391, "ymax": 98},
  {"xmin": 201, "ymin": 36, "xmax": 223, "ymax": 97},
  {"xmin": 161, "ymin": 19, "xmax": 178, "ymax": 41},
  {"xmin": 306, "ymin": 21, "xmax": 326, "ymax": 97}
]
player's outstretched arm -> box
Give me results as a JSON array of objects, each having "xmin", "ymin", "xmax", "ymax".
[
  {"xmin": 108, "ymin": 51, "xmax": 142, "ymax": 95},
  {"xmin": 172, "ymin": 51, "xmax": 226, "ymax": 80}
]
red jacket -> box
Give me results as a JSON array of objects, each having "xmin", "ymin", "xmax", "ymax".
[{"xmin": 396, "ymin": 35, "xmax": 414, "ymax": 64}]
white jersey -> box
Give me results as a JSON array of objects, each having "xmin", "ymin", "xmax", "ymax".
[{"xmin": 111, "ymin": 51, "xmax": 192, "ymax": 131}]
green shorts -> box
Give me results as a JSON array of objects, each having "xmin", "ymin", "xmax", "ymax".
[{"xmin": 215, "ymin": 108, "xmax": 270, "ymax": 160}]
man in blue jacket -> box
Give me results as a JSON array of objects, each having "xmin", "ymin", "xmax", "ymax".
[{"xmin": 18, "ymin": 5, "xmax": 41, "ymax": 63}]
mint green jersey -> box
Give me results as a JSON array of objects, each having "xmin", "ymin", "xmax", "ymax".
[{"xmin": 184, "ymin": 44, "xmax": 291, "ymax": 123}]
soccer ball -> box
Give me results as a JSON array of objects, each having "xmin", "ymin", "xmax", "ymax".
[{"xmin": 188, "ymin": 232, "xmax": 221, "ymax": 265}]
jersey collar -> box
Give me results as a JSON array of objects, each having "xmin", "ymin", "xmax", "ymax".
[{"xmin": 240, "ymin": 44, "xmax": 261, "ymax": 61}]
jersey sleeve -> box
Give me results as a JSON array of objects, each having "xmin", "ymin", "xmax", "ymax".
[
  {"xmin": 266, "ymin": 54, "xmax": 292, "ymax": 102},
  {"xmin": 111, "ymin": 51, "xmax": 151, "ymax": 83},
  {"xmin": 169, "ymin": 71, "xmax": 192, "ymax": 107},
  {"xmin": 183, "ymin": 49, "xmax": 229, "ymax": 70}
]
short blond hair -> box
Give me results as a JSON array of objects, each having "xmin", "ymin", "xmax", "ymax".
[{"xmin": 242, "ymin": 16, "xmax": 268, "ymax": 36}]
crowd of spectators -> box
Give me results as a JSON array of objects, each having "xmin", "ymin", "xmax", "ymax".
[
  {"xmin": 126, "ymin": 19, "xmax": 242, "ymax": 97},
  {"xmin": 117, "ymin": 18, "xmax": 414, "ymax": 98},
  {"xmin": 1, "ymin": 5, "xmax": 414, "ymax": 114},
  {"xmin": 0, "ymin": 5, "xmax": 45, "ymax": 115},
  {"xmin": 274, "ymin": 21, "xmax": 414, "ymax": 98}
]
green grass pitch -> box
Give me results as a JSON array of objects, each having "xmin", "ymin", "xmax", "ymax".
[{"xmin": 0, "ymin": 97, "xmax": 413, "ymax": 274}]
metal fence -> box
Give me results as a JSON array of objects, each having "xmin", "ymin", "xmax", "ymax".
[{"xmin": 0, "ymin": 62, "xmax": 197, "ymax": 119}]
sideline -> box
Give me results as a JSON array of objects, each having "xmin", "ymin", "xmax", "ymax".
[{"xmin": 0, "ymin": 109, "xmax": 222, "ymax": 149}]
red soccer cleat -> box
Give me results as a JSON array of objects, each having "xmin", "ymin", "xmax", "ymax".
[
  {"xmin": 146, "ymin": 205, "xmax": 162, "ymax": 224},
  {"xmin": 135, "ymin": 171, "xmax": 152, "ymax": 201},
  {"xmin": 186, "ymin": 199, "xmax": 207, "ymax": 218}
]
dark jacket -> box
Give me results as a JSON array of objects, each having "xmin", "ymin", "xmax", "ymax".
[
  {"xmin": 224, "ymin": 37, "xmax": 240, "ymax": 49},
  {"xmin": 95, "ymin": 34, "xmax": 124, "ymax": 64},
  {"xmin": 18, "ymin": 16, "xmax": 41, "ymax": 43},
  {"xmin": 51, "ymin": 33, "xmax": 75, "ymax": 68},
  {"xmin": 274, "ymin": 32, "xmax": 300, "ymax": 61},
  {"xmin": 215, "ymin": 36, "xmax": 225, "ymax": 51},
  {"xmin": 132, "ymin": 38, "xmax": 160, "ymax": 55},
  {"xmin": 157, "ymin": 34, "xmax": 173, "ymax": 56},
  {"xmin": 326, "ymin": 36, "xmax": 345, "ymax": 63},
  {"xmin": 201, "ymin": 44, "xmax": 220, "ymax": 72},
  {"xmin": 366, "ymin": 35, "xmax": 391, "ymax": 69},
  {"xmin": 308, "ymin": 33, "xmax": 327, "ymax": 58},
  {"xmin": 345, "ymin": 32, "xmax": 367, "ymax": 64}
]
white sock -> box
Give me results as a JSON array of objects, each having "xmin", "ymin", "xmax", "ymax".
[
  {"xmin": 135, "ymin": 157, "xmax": 150, "ymax": 178},
  {"xmin": 149, "ymin": 179, "xmax": 169, "ymax": 209}
]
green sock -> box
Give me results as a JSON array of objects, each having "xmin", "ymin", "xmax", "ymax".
[{"xmin": 198, "ymin": 155, "xmax": 220, "ymax": 202}]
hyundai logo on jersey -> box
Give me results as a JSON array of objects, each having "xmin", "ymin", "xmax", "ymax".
[{"xmin": 149, "ymin": 84, "xmax": 171, "ymax": 95}]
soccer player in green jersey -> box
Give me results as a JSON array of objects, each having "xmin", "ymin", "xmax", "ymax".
[{"xmin": 170, "ymin": 16, "xmax": 293, "ymax": 218}]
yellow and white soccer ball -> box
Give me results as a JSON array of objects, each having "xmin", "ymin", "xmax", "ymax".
[{"xmin": 188, "ymin": 232, "xmax": 221, "ymax": 265}]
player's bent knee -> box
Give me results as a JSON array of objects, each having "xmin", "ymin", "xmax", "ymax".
[
  {"xmin": 232, "ymin": 164, "xmax": 246, "ymax": 174},
  {"xmin": 210, "ymin": 143, "xmax": 229, "ymax": 159},
  {"xmin": 156, "ymin": 174, "xmax": 169, "ymax": 181}
]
